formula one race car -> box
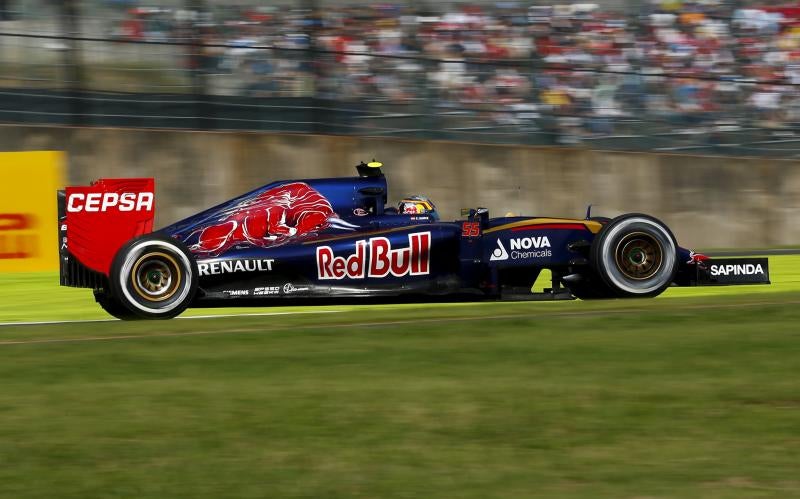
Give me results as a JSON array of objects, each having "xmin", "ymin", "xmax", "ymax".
[{"xmin": 57, "ymin": 161, "xmax": 770, "ymax": 319}]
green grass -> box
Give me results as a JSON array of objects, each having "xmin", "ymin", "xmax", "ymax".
[{"xmin": 0, "ymin": 257, "xmax": 798, "ymax": 498}]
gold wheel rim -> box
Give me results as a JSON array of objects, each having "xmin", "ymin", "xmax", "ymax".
[
  {"xmin": 614, "ymin": 232, "xmax": 664, "ymax": 280},
  {"xmin": 130, "ymin": 251, "xmax": 182, "ymax": 302}
]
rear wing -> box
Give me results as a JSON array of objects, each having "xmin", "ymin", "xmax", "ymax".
[{"xmin": 58, "ymin": 178, "xmax": 155, "ymax": 288}]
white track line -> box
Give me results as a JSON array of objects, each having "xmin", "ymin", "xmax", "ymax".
[
  {"xmin": 0, "ymin": 319, "xmax": 117, "ymax": 327},
  {"xmin": 0, "ymin": 310, "xmax": 341, "ymax": 328}
]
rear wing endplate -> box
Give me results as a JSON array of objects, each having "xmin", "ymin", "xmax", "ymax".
[{"xmin": 58, "ymin": 178, "xmax": 155, "ymax": 286}]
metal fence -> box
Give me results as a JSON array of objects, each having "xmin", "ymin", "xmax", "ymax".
[{"xmin": 1, "ymin": 0, "xmax": 800, "ymax": 157}]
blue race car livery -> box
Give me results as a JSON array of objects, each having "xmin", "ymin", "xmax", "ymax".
[{"xmin": 57, "ymin": 161, "xmax": 770, "ymax": 319}]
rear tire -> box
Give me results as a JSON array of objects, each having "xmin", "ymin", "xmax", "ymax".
[
  {"xmin": 107, "ymin": 234, "xmax": 198, "ymax": 319},
  {"xmin": 94, "ymin": 290, "xmax": 138, "ymax": 320},
  {"xmin": 589, "ymin": 213, "xmax": 678, "ymax": 298}
]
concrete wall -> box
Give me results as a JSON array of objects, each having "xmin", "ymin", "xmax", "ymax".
[{"xmin": 2, "ymin": 124, "xmax": 799, "ymax": 249}]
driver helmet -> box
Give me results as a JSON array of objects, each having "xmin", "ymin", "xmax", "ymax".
[{"xmin": 398, "ymin": 196, "xmax": 438, "ymax": 220}]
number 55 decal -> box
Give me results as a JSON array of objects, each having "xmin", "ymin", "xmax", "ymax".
[{"xmin": 461, "ymin": 221, "xmax": 481, "ymax": 238}]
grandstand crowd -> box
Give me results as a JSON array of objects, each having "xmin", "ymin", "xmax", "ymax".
[
  {"xmin": 2, "ymin": 0, "xmax": 799, "ymax": 145},
  {"xmin": 99, "ymin": 0, "xmax": 800, "ymax": 140}
]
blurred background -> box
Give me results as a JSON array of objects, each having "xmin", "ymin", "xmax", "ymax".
[
  {"xmin": 3, "ymin": 0, "xmax": 800, "ymax": 151},
  {"xmin": 0, "ymin": 0, "xmax": 799, "ymax": 249}
]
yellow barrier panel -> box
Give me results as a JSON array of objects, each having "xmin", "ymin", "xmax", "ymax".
[{"xmin": 0, "ymin": 151, "xmax": 65, "ymax": 272}]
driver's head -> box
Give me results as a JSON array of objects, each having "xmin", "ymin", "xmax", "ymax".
[{"xmin": 398, "ymin": 196, "xmax": 438, "ymax": 219}]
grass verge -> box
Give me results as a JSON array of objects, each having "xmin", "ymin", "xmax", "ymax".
[
  {"xmin": 0, "ymin": 295, "xmax": 797, "ymax": 498},
  {"xmin": 0, "ymin": 256, "xmax": 796, "ymax": 498}
]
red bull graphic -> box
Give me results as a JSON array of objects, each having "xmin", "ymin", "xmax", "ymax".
[
  {"xmin": 687, "ymin": 251, "xmax": 710, "ymax": 265},
  {"xmin": 317, "ymin": 232, "xmax": 431, "ymax": 280},
  {"xmin": 189, "ymin": 182, "xmax": 356, "ymax": 256}
]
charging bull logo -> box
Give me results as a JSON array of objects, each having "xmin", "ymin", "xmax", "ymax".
[
  {"xmin": 317, "ymin": 232, "xmax": 431, "ymax": 280},
  {"xmin": 189, "ymin": 182, "xmax": 357, "ymax": 256}
]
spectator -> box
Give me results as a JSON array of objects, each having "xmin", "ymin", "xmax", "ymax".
[{"xmin": 92, "ymin": 1, "xmax": 800, "ymax": 141}]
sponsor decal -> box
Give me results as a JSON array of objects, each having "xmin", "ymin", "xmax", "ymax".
[
  {"xmin": 490, "ymin": 239, "xmax": 509, "ymax": 261},
  {"xmin": 0, "ymin": 150, "xmax": 64, "ymax": 273},
  {"xmin": 198, "ymin": 258, "xmax": 275, "ymax": 276},
  {"xmin": 710, "ymin": 263, "xmax": 764, "ymax": 276},
  {"xmin": 687, "ymin": 250, "xmax": 710, "ymax": 264},
  {"xmin": 0, "ymin": 213, "xmax": 37, "ymax": 259},
  {"xmin": 253, "ymin": 286, "xmax": 280, "ymax": 296},
  {"xmin": 353, "ymin": 208, "xmax": 369, "ymax": 216},
  {"xmin": 59, "ymin": 219, "xmax": 67, "ymax": 252},
  {"xmin": 66, "ymin": 192, "xmax": 154, "ymax": 213},
  {"xmin": 317, "ymin": 232, "xmax": 431, "ymax": 280},
  {"xmin": 224, "ymin": 290, "xmax": 250, "ymax": 296},
  {"xmin": 510, "ymin": 236, "xmax": 551, "ymax": 251},
  {"xmin": 283, "ymin": 283, "xmax": 309, "ymax": 294},
  {"xmin": 490, "ymin": 236, "xmax": 552, "ymax": 261},
  {"xmin": 697, "ymin": 258, "xmax": 770, "ymax": 285}
]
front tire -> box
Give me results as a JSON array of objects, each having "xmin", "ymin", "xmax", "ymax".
[
  {"xmin": 566, "ymin": 277, "xmax": 615, "ymax": 300},
  {"xmin": 107, "ymin": 234, "xmax": 198, "ymax": 319},
  {"xmin": 589, "ymin": 214, "xmax": 678, "ymax": 298}
]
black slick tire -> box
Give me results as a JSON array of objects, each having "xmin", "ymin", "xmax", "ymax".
[
  {"xmin": 94, "ymin": 290, "xmax": 138, "ymax": 320},
  {"xmin": 589, "ymin": 213, "xmax": 678, "ymax": 298},
  {"xmin": 566, "ymin": 277, "xmax": 615, "ymax": 300},
  {"xmin": 107, "ymin": 234, "xmax": 198, "ymax": 319}
]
